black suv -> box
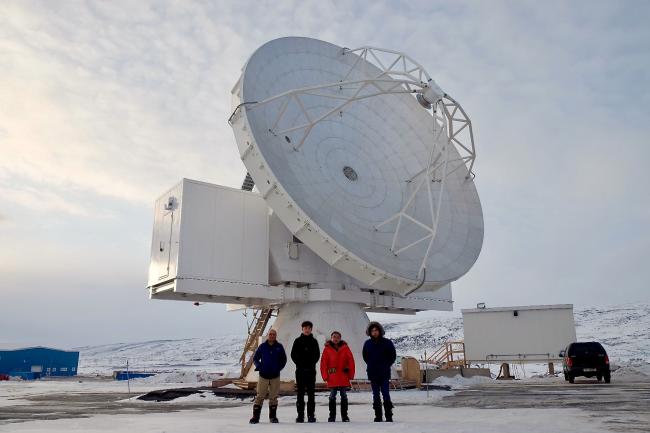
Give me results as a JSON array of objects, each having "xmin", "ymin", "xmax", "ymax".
[{"xmin": 561, "ymin": 342, "xmax": 610, "ymax": 383}]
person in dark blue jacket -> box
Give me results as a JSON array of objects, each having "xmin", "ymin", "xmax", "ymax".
[
  {"xmin": 362, "ymin": 321, "xmax": 396, "ymax": 422},
  {"xmin": 250, "ymin": 329, "xmax": 287, "ymax": 424}
]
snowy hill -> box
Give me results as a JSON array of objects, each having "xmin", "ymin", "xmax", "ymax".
[{"xmin": 77, "ymin": 303, "xmax": 650, "ymax": 377}]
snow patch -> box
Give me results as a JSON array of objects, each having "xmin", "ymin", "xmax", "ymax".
[
  {"xmin": 612, "ymin": 360, "xmax": 650, "ymax": 381},
  {"xmin": 431, "ymin": 374, "xmax": 492, "ymax": 388},
  {"xmin": 132, "ymin": 371, "xmax": 227, "ymax": 385}
]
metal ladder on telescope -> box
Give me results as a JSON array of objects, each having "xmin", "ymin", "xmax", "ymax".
[
  {"xmin": 239, "ymin": 308, "xmax": 275, "ymax": 378},
  {"xmin": 238, "ymin": 172, "xmax": 275, "ymax": 380}
]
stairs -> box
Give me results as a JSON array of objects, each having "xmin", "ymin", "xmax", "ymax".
[
  {"xmin": 239, "ymin": 308, "xmax": 274, "ymax": 379},
  {"xmin": 425, "ymin": 341, "xmax": 468, "ymax": 369}
]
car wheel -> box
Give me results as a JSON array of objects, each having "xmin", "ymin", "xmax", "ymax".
[
  {"xmin": 568, "ymin": 374, "xmax": 574, "ymax": 384},
  {"xmin": 604, "ymin": 374, "xmax": 610, "ymax": 384}
]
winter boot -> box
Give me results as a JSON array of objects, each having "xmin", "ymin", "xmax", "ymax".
[
  {"xmin": 307, "ymin": 397, "xmax": 316, "ymax": 423},
  {"xmin": 383, "ymin": 401, "xmax": 393, "ymax": 422},
  {"xmin": 328, "ymin": 398, "xmax": 337, "ymax": 422},
  {"xmin": 296, "ymin": 395, "xmax": 305, "ymax": 423},
  {"xmin": 295, "ymin": 405, "xmax": 304, "ymax": 423},
  {"xmin": 341, "ymin": 398, "xmax": 350, "ymax": 422},
  {"xmin": 249, "ymin": 404, "xmax": 262, "ymax": 424},
  {"xmin": 269, "ymin": 405, "xmax": 279, "ymax": 423},
  {"xmin": 373, "ymin": 401, "xmax": 383, "ymax": 422}
]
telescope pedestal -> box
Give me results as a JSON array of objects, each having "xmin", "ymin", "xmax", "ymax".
[{"xmin": 245, "ymin": 301, "xmax": 370, "ymax": 382}]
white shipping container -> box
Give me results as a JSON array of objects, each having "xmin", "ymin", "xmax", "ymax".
[{"xmin": 462, "ymin": 304, "xmax": 577, "ymax": 362}]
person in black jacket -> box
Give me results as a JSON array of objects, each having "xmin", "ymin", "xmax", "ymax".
[
  {"xmin": 362, "ymin": 321, "xmax": 397, "ymax": 422},
  {"xmin": 290, "ymin": 320, "xmax": 320, "ymax": 423},
  {"xmin": 250, "ymin": 329, "xmax": 287, "ymax": 424}
]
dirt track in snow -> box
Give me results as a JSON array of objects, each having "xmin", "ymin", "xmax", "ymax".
[{"xmin": 438, "ymin": 379, "xmax": 650, "ymax": 432}]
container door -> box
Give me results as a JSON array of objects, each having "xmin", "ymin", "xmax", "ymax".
[
  {"xmin": 148, "ymin": 195, "xmax": 177, "ymax": 283},
  {"xmin": 156, "ymin": 209, "xmax": 175, "ymax": 280}
]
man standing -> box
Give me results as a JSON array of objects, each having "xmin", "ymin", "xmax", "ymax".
[
  {"xmin": 362, "ymin": 321, "xmax": 396, "ymax": 422},
  {"xmin": 250, "ymin": 329, "xmax": 287, "ymax": 424},
  {"xmin": 320, "ymin": 331, "xmax": 355, "ymax": 422},
  {"xmin": 290, "ymin": 320, "xmax": 320, "ymax": 423}
]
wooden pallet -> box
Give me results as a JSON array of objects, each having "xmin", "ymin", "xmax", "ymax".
[{"xmin": 232, "ymin": 379, "xmax": 298, "ymax": 392}]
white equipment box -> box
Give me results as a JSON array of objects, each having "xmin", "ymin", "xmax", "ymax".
[
  {"xmin": 462, "ymin": 304, "xmax": 577, "ymax": 362},
  {"xmin": 147, "ymin": 179, "xmax": 270, "ymax": 303}
]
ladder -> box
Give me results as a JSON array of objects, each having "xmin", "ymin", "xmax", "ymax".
[
  {"xmin": 238, "ymin": 173, "xmax": 270, "ymax": 380},
  {"xmin": 241, "ymin": 172, "xmax": 255, "ymax": 191},
  {"xmin": 239, "ymin": 308, "xmax": 274, "ymax": 378}
]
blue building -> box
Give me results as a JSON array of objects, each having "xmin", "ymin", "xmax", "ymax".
[{"xmin": 0, "ymin": 347, "xmax": 79, "ymax": 380}]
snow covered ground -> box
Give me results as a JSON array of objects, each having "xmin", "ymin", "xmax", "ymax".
[
  {"xmin": 0, "ymin": 404, "xmax": 610, "ymax": 433},
  {"xmin": 0, "ymin": 381, "xmax": 619, "ymax": 433},
  {"xmin": 75, "ymin": 302, "xmax": 650, "ymax": 380}
]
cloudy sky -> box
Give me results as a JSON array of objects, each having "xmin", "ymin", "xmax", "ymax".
[{"xmin": 1, "ymin": 0, "xmax": 648, "ymax": 348}]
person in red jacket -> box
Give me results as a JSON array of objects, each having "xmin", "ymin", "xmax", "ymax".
[{"xmin": 320, "ymin": 331, "xmax": 355, "ymax": 422}]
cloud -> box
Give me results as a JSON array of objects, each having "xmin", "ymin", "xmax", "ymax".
[
  {"xmin": 0, "ymin": 185, "xmax": 94, "ymax": 217},
  {"xmin": 0, "ymin": 1, "xmax": 249, "ymax": 215}
]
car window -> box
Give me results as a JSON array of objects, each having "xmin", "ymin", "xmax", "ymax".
[{"xmin": 568, "ymin": 343, "xmax": 605, "ymax": 356}]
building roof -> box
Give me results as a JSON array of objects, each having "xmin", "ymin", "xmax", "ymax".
[
  {"xmin": 461, "ymin": 304, "xmax": 574, "ymax": 314},
  {"xmin": 0, "ymin": 345, "xmax": 79, "ymax": 353}
]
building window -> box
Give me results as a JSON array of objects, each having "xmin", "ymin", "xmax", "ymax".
[
  {"xmin": 60, "ymin": 367, "xmax": 68, "ymax": 372},
  {"xmin": 72, "ymin": 367, "xmax": 76, "ymax": 372}
]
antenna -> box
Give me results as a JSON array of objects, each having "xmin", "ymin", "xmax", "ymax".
[{"xmin": 147, "ymin": 37, "xmax": 484, "ymax": 384}]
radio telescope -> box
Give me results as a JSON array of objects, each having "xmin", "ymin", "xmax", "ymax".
[{"xmin": 147, "ymin": 37, "xmax": 483, "ymax": 383}]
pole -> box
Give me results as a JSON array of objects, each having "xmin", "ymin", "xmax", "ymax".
[
  {"xmin": 424, "ymin": 350, "xmax": 429, "ymax": 399},
  {"xmin": 126, "ymin": 359, "xmax": 131, "ymax": 396}
]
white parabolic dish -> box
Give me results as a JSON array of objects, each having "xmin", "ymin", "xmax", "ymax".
[{"xmin": 230, "ymin": 37, "xmax": 484, "ymax": 296}]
